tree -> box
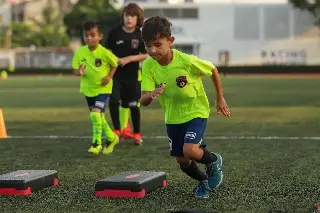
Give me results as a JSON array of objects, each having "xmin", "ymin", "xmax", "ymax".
[
  {"xmin": 289, "ymin": 0, "xmax": 320, "ymax": 27},
  {"xmin": 64, "ymin": 0, "xmax": 120, "ymax": 44},
  {"xmin": 10, "ymin": 22, "xmax": 36, "ymax": 48},
  {"xmin": 30, "ymin": 0, "xmax": 70, "ymax": 47}
]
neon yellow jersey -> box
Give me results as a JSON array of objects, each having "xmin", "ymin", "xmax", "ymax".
[
  {"xmin": 141, "ymin": 49, "xmax": 215, "ymax": 124},
  {"xmin": 72, "ymin": 44, "xmax": 118, "ymax": 97}
]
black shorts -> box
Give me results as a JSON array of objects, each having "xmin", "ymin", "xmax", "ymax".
[
  {"xmin": 110, "ymin": 79, "xmax": 141, "ymax": 108},
  {"xmin": 85, "ymin": 94, "xmax": 110, "ymax": 112},
  {"xmin": 166, "ymin": 118, "xmax": 207, "ymax": 157}
]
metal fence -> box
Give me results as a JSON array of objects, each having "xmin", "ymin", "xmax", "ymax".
[{"xmin": 0, "ymin": 47, "xmax": 74, "ymax": 68}]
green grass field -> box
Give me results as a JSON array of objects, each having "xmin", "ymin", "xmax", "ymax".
[{"xmin": 0, "ymin": 76, "xmax": 320, "ymax": 213}]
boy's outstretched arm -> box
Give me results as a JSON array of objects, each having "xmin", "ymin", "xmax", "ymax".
[
  {"xmin": 210, "ymin": 68, "xmax": 231, "ymax": 117},
  {"xmin": 102, "ymin": 66, "xmax": 117, "ymax": 86},
  {"xmin": 141, "ymin": 91, "xmax": 154, "ymax": 106},
  {"xmin": 141, "ymin": 83, "xmax": 166, "ymax": 106},
  {"xmin": 73, "ymin": 64, "xmax": 85, "ymax": 76},
  {"xmin": 118, "ymin": 54, "xmax": 148, "ymax": 67}
]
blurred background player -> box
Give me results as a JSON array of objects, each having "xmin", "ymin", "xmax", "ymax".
[
  {"xmin": 72, "ymin": 21, "xmax": 119, "ymax": 155},
  {"xmin": 104, "ymin": 3, "xmax": 148, "ymax": 145},
  {"xmin": 140, "ymin": 16, "xmax": 230, "ymax": 198}
]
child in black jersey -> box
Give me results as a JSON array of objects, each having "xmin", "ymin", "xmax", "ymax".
[{"xmin": 104, "ymin": 3, "xmax": 148, "ymax": 145}]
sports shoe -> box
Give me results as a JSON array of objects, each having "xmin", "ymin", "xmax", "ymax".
[
  {"xmin": 206, "ymin": 152, "xmax": 223, "ymax": 190},
  {"xmin": 132, "ymin": 133, "xmax": 143, "ymax": 145},
  {"xmin": 193, "ymin": 180, "xmax": 210, "ymax": 199},
  {"xmin": 122, "ymin": 124, "xmax": 134, "ymax": 139},
  {"xmin": 102, "ymin": 134, "xmax": 119, "ymax": 154},
  {"xmin": 88, "ymin": 142, "xmax": 102, "ymax": 155},
  {"xmin": 114, "ymin": 129, "xmax": 121, "ymax": 137}
]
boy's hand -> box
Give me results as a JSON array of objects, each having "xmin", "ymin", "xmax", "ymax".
[
  {"xmin": 118, "ymin": 56, "xmax": 132, "ymax": 67},
  {"xmin": 216, "ymin": 97, "xmax": 230, "ymax": 117},
  {"xmin": 78, "ymin": 64, "xmax": 86, "ymax": 76},
  {"xmin": 101, "ymin": 76, "xmax": 111, "ymax": 86},
  {"xmin": 151, "ymin": 83, "xmax": 166, "ymax": 99}
]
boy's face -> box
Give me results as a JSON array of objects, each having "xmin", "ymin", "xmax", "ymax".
[
  {"xmin": 144, "ymin": 36, "xmax": 174, "ymax": 61},
  {"xmin": 83, "ymin": 27, "xmax": 103, "ymax": 48},
  {"xmin": 123, "ymin": 13, "xmax": 138, "ymax": 29}
]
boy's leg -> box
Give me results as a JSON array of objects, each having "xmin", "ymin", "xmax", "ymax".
[
  {"xmin": 122, "ymin": 81, "xmax": 142, "ymax": 145},
  {"xmin": 166, "ymin": 123, "xmax": 209, "ymax": 198},
  {"xmin": 86, "ymin": 96, "xmax": 103, "ymax": 155},
  {"xmin": 101, "ymin": 113, "xmax": 116, "ymax": 142},
  {"xmin": 131, "ymin": 81, "xmax": 141, "ymax": 135},
  {"xmin": 119, "ymin": 106, "xmax": 132, "ymax": 137},
  {"xmin": 101, "ymin": 111, "xmax": 119, "ymax": 155},
  {"xmin": 109, "ymin": 79, "xmax": 121, "ymax": 136},
  {"xmin": 93, "ymin": 94, "xmax": 119, "ymax": 155},
  {"xmin": 117, "ymin": 80, "xmax": 133, "ymax": 139},
  {"xmin": 182, "ymin": 118, "xmax": 223, "ymax": 190}
]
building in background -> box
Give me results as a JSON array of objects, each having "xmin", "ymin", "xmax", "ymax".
[
  {"xmin": 134, "ymin": 1, "xmax": 319, "ymax": 65},
  {"xmin": 9, "ymin": 0, "xmax": 77, "ymax": 23},
  {"xmin": 1, "ymin": 0, "xmax": 319, "ymax": 68}
]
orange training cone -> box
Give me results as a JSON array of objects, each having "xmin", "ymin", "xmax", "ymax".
[{"xmin": 0, "ymin": 109, "xmax": 8, "ymax": 138}]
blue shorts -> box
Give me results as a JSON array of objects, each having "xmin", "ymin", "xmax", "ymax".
[
  {"xmin": 166, "ymin": 118, "xmax": 207, "ymax": 157},
  {"xmin": 85, "ymin": 94, "xmax": 110, "ymax": 112}
]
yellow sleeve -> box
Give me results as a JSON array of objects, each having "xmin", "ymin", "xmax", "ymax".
[
  {"xmin": 141, "ymin": 59, "xmax": 156, "ymax": 92},
  {"xmin": 72, "ymin": 49, "xmax": 80, "ymax": 70},
  {"xmin": 105, "ymin": 48, "xmax": 118, "ymax": 68},
  {"xmin": 189, "ymin": 55, "xmax": 216, "ymax": 77}
]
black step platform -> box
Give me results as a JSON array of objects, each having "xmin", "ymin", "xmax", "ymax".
[
  {"xmin": 95, "ymin": 171, "xmax": 167, "ymax": 198},
  {"xmin": 0, "ymin": 170, "xmax": 59, "ymax": 196}
]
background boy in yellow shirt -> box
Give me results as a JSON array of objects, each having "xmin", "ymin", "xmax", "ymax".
[{"xmin": 72, "ymin": 21, "xmax": 119, "ymax": 155}]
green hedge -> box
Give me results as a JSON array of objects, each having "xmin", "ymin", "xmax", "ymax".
[{"xmin": 1, "ymin": 65, "xmax": 319, "ymax": 75}]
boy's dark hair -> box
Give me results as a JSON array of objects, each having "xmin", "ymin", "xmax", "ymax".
[
  {"xmin": 83, "ymin": 20, "xmax": 102, "ymax": 33},
  {"xmin": 141, "ymin": 15, "xmax": 172, "ymax": 43},
  {"xmin": 121, "ymin": 3, "xmax": 144, "ymax": 28}
]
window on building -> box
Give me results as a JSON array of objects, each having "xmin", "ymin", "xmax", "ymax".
[
  {"xmin": 173, "ymin": 44, "xmax": 194, "ymax": 54},
  {"xmin": 181, "ymin": 8, "xmax": 198, "ymax": 19},
  {"xmin": 144, "ymin": 8, "xmax": 198, "ymax": 19},
  {"xmin": 234, "ymin": 6, "xmax": 260, "ymax": 40},
  {"xmin": 162, "ymin": 8, "xmax": 179, "ymax": 18},
  {"xmin": 144, "ymin": 9, "xmax": 161, "ymax": 18},
  {"xmin": 264, "ymin": 6, "xmax": 290, "ymax": 39}
]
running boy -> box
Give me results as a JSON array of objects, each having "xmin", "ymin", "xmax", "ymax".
[
  {"xmin": 140, "ymin": 16, "xmax": 231, "ymax": 199},
  {"xmin": 72, "ymin": 21, "xmax": 119, "ymax": 155},
  {"xmin": 105, "ymin": 3, "xmax": 148, "ymax": 145}
]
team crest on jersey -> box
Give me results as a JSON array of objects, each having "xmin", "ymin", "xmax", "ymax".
[
  {"xmin": 95, "ymin": 58, "xmax": 102, "ymax": 67},
  {"xmin": 131, "ymin": 39, "xmax": 139, "ymax": 49},
  {"xmin": 176, "ymin": 76, "xmax": 187, "ymax": 88}
]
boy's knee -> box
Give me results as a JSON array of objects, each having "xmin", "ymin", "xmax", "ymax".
[
  {"xmin": 122, "ymin": 100, "xmax": 139, "ymax": 108},
  {"xmin": 175, "ymin": 157, "xmax": 191, "ymax": 167},
  {"xmin": 109, "ymin": 98, "xmax": 119, "ymax": 106},
  {"xmin": 91, "ymin": 107, "xmax": 101, "ymax": 113},
  {"xmin": 183, "ymin": 143, "xmax": 201, "ymax": 159}
]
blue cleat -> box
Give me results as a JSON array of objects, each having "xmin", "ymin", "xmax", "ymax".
[
  {"xmin": 206, "ymin": 152, "xmax": 223, "ymax": 190},
  {"xmin": 193, "ymin": 180, "xmax": 210, "ymax": 199}
]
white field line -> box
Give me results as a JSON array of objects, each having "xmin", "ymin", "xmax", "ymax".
[{"xmin": 4, "ymin": 135, "xmax": 320, "ymax": 140}]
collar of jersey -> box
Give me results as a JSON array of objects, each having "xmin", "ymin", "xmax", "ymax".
[{"xmin": 157, "ymin": 49, "xmax": 177, "ymax": 70}]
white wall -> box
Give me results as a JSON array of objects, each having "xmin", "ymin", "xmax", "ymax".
[{"xmin": 166, "ymin": 4, "xmax": 319, "ymax": 65}]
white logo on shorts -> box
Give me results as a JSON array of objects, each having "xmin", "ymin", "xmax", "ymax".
[
  {"xmin": 185, "ymin": 132, "xmax": 196, "ymax": 140},
  {"xmin": 128, "ymin": 101, "xmax": 138, "ymax": 107},
  {"xmin": 116, "ymin": 40, "xmax": 124, "ymax": 45},
  {"xmin": 168, "ymin": 137, "xmax": 172, "ymax": 151},
  {"xmin": 95, "ymin": 101, "xmax": 105, "ymax": 108}
]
